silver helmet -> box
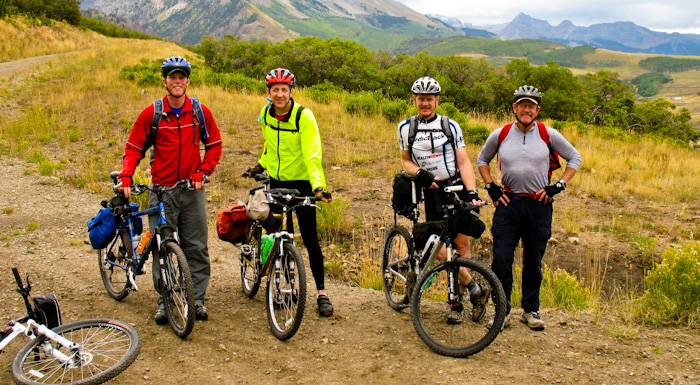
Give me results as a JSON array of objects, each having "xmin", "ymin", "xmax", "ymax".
[
  {"xmin": 513, "ymin": 85, "xmax": 542, "ymax": 105},
  {"xmin": 411, "ymin": 76, "xmax": 441, "ymax": 95}
]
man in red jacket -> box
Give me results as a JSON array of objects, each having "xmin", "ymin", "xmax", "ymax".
[{"xmin": 118, "ymin": 56, "xmax": 222, "ymax": 323}]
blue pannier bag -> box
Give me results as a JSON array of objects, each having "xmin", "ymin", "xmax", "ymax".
[{"xmin": 88, "ymin": 207, "xmax": 116, "ymax": 249}]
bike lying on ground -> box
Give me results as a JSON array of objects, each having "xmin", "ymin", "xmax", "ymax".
[
  {"xmin": 382, "ymin": 180, "xmax": 507, "ymax": 357},
  {"xmin": 235, "ymin": 174, "xmax": 321, "ymax": 340},
  {"xmin": 97, "ymin": 171, "xmax": 195, "ymax": 338},
  {"xmin": 1, "ymin": 268, "xmax": 141, "ymax": 385}
]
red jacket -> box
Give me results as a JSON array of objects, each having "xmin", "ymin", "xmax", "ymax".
[{"xmin": 120, "ymin": 95, "xmax": 222, "ymax": 186}]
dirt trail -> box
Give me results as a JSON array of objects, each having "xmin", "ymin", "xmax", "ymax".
[{"xmin": 0, "ymin": 156, "xmax": 698, "ymax": 385}]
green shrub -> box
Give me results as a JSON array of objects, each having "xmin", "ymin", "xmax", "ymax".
[
  {"xmin": 540, "ymin": 266, "xmax": 594, "ymax": 311},
  {"xmin": 632, "ymin": 242, "xmax": 700, "ymax": 326},
  {"xmin": 306, "ymin": 81, "xmax": 346, "ymax": 104},
  {"xmin": 316, "ymin": 196, "xmax": 351, "ymax": 237},
  {"xmin": 344, "ymin": 91, "xmax": 383, "ymax": 115},
  {"xmin": 380, "ymin": 99, "xmax": 409, "ymax": 122}
]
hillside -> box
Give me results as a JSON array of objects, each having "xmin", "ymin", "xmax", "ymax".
[
  {"xmin": 1, "ymin": 18, "xmax": 700, "ymax": 383},
  {"xmin": 79, "ymin": 0, "xmax": 459, "ymax": 49}
]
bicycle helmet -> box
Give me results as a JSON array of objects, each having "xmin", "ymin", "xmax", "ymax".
[
  {"xmin": 411, "ymin": 76, "xmax": 441, "ymax": 95},
  {"xmin": 161, "ymin": 56, "xmax": 192, "ymax": 78},
  {"xmin": 265, "ymin": 68, "xmax": 296, "ymax": 88},
  {"xmin": 513, "ymin": 85, "xmax": 542, "ymax": 105}
]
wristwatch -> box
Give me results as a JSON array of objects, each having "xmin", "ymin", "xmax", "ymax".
[{"xmin": 556, "ymin": 179, "xmax": 567, "ymax": 190}]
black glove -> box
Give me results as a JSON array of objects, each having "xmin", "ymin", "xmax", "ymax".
[
  {"xmin": 486, "ymin": 182, "xmax": 506, "ymax": 203},
  {"xmin": 544, "ymin": 180, "xmax": 566, "ymax": 198},
  {"xmin": 314, "ymin": 187, "xmax": 332, "ymax": 200},
  {"xmin": 242, "ymin": 164, "xmax": 264, "ymax": 178},
  {"xmin": 415, "ymin": 169, "xmax": 436, "ymax": 188},
  {"xmin": 466, "ymin": 189, "xmax": 480, "ymax": 203}
]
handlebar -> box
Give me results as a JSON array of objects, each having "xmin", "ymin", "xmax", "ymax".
[{"xmin": 12, "ymin": 267, "xmax": 23, "ymax": 289}]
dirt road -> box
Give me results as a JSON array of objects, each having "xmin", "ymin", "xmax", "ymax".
[{"xmin": 0, "ymin": 156, "xmax": 698, "ymax": 384}]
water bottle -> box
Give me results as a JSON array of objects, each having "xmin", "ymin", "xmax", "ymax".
[
  {"xmin": 137, "ymin": 231, "xmax": 152, "ymax": 254},
  {"xmin": 422, "ymin": 234, "xmax": 440, "ymax": 258},
  {"xmin": 131, "ymin": 235, "xmax": 141, "ymax": 251},
  {"xmin": 260, "ymin": 234, "xmax": 274, "ymax": 264}
]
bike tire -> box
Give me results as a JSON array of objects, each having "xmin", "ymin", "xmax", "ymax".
[
  {"xmin": 12, "ymin": 318, "xmax": 141, "ymax": 385},
  {"xmin": 240, "ymin": 225, "xmax": 262, "ymax": 298},
  {"xmin": 266, "ymin": 242, "xmax": 307, "ymax": 341},
  {"xmin": 98, "ymin": 228, "xmax": 132, "ymax": 301},
  {"xmin": 160, "ymin": 242, "xmax": 195, "ymax": 338},
  {"xmin": 382, "ymin": 226, "xmax": 414, "ymax": 310},
  {"xmin": 410, "ymin": 257, "xmax": 507, "ymax": 358}
]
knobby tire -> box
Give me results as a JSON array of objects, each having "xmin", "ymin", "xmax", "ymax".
[
  {"xmin": 11, "ymin": 318, "xmax": 141, "ymax": 385},
  {"xmin": 410, "ymin": 257, "xmax": 507, "ymax": 357},
  {"xmin": 241, "ymin": 225, "xmax": 262, "ymax": 298},
  {"xmin": 98, "ymin": 228, "xmax": 131, "ymax": 301},
  {"xmin": 266, "ymin": 242, "xmax": 307, "ymax": 340},
  {"xmin": 382, "ymin": 226, "xmax": 414, "ymax": 310},
  {"xmin": 161, "ymin": 242, "xmax": 195, "ymax": 338}
]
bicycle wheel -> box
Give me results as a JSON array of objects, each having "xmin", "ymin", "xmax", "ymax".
[
  {"xmin": 160, "ymin": 242, "xmax": 195, "ymax": 338},
  {"xmin": 240, "ymin": 225, "xmax": 262, "ymax": 298},
  {"xmin": 266, "ymin": 242, "xmax": 307, "ymax": 340},
  {"xmin": 411, "ymin": 257, "xmax": 507, "ymax": 357},
  {"xmin": 382, "ymin": 226, "xmax": 414, "ymax": 310},
  {"xmin": 12, "ymin": 318, "xmax": 141, "ymax": 385},
  {"xmin": 98, "ymin": 229, "xmax": 132, "ymax": 301}
]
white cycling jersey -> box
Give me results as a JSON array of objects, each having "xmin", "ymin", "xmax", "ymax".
[{"xmin": 398, "ymin": 114, "xmax": 465, "ymax": 181}]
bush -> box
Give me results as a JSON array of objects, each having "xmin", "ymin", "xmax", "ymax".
[
  {"xmin": 632, "ymin": 242, "xmax": 700, "ymax": 326},
  {"xmin": 306, "ymin": 81, "xmax": 346, "ymax": 104},
  {"xmin": 540, "ymin": 266, "xmax": 594, "ymax": 311},
  {"xmin": 380, "ymin": 99, "xmax": 409, "ymax": 122},
  {"xmin": 344, "ymin": 91, "xmax": 383, "ymax": 115}
]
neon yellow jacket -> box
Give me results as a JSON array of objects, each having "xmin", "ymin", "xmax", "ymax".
[{"xmin": 258, "ymin": 99, "xmax": 327, "ymax": 190}]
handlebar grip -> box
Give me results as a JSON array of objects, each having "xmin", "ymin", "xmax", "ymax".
[
  {"xmin": 444, "ymin": 185, "xmax": 464, "ymax": 193},
  {"xmin": 12, "ymin": 267, "xmax": 22, "ymax": 287}
]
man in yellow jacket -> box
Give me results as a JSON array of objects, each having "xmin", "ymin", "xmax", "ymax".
[{"xmin": 245, "ymin": 68, "xmax": 334, "ymax": 316}]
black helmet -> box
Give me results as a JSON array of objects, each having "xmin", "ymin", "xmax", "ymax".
[
  {"xmin": 161, "ymin": 56, "xmax": 192, "ymax": 78},
  {"xmin": 513, "ymin": 85, "xmax": 541, "ymax": 105}
]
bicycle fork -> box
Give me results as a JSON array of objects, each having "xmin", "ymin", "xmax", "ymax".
[{"xmin": 444, "ymin": 244, "xmax": 463, "ymax": 313}]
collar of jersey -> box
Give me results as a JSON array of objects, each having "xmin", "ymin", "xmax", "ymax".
[
  {"xmin": 267, "ymin": 98, "xmax": 296, "ymax": 123},
  {"xmin": 418, "ymin": 114, "xmax": 438, "ymax": 124}
]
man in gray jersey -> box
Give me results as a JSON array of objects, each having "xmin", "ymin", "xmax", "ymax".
[
  {"xmin": 477, "ymin": 85, "xmax": 582, "ymax": 330},
  {"xmin": 398, "ymin": 76, "xmax": 488, "ymax": 324}
]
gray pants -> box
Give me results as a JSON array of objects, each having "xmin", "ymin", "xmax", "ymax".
[{"xmin": 149, "ymin": 186, "xmax": 210, "ymax": 304}]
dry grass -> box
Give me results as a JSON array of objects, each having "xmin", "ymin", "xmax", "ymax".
[{"xmin": 0, "ymin": 16, "xmax": 108, "ymax": 61}]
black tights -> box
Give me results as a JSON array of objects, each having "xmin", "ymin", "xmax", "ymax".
[{"xmin": 270, "ymin": 179, "xmax": 325, "ymax": 291}]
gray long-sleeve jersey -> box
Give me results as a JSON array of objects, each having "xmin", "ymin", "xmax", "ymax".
[{"xmin": 477, "ymin": 122, "xmax": 582, "ymax": 194}]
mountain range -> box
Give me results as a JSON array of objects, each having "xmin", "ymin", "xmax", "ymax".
[
  {"xmin": 79, "ymin": 0, "xmax": 457, "ymax": 50},
  {"xmin": 80, "ymin": 0, "xmax": 700, "ymax": 56},
  {"xmin": 432, "ymin": 13, "xmax": 700, "ymax": 56}
]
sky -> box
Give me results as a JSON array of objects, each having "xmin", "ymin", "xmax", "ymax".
[{"xmin": 395, "ymin": 0, "xmax": 700, "ymax": 35}]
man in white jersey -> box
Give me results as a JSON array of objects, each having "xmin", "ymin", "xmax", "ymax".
[
  {"xmin": 397, "ymin": 76, "xmax": 488, "ymax": 324},
  {"xmin": 477, "ymin": 85, "xmax": 582, "ymax": 331}
]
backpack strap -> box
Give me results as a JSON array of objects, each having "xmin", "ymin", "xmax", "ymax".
[
  {"xmin": 190, "ymin": 97, "xmax": 209, "ymax": 142},
  {"xmin": 262, "ymin": 104, "xmax": 304, "ymax": 132},
  {"xmin": 407, "ymin": 115, "xmax": 458, "ymax": 168},
  {"xmin": 537, "ymin": 122, "xmax": 561, "ymax": 178}
]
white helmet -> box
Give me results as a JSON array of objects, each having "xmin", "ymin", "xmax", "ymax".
[{"xmin": 411, "ymin": 76, "xmax": 441, "ymax": 95}]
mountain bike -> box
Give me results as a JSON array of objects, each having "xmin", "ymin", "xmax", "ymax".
[
  {"xmin": 236, "ymin": 174, "xmax": 319, "ymax": 340},
  {"xmin": 1, "ymin": 268, "xmax": 141, "ymax": 385},
  {"xmin": 382, "ymin": 182, "xmax": 507, "ymax": 357},
  {"xmin": 97, "ymin": 171, "xmax": 195, "ymax": 338}
]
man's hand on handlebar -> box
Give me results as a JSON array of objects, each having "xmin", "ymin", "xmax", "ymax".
[
  {"xmin": 117, "ymin": 176, "xmax": 132, "ymax": 198},
  {"xmin": 242, "ymin": 164, "xmax": 265, "ymax": 178},
  {"xmin": 314, "ymin": 188, "xmax": 332, "ymax": 203}
]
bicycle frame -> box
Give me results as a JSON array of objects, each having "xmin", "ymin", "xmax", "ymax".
[{"xmin": 103, "ymin": 182, "xmax": 183, "ymax": 291}]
